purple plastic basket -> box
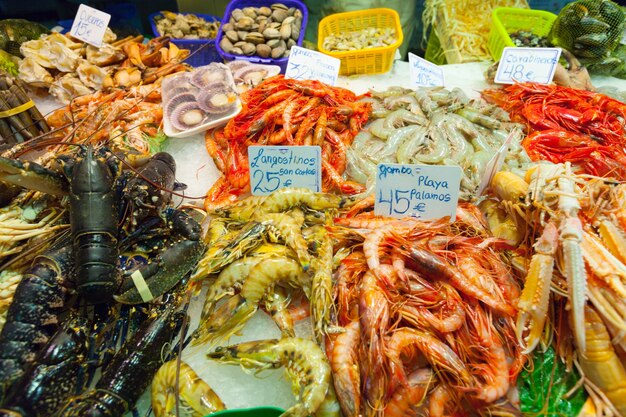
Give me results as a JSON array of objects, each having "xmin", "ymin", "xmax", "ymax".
[
  {"xmin": 150, "ymin": 12, "xmax": 222, "ymax": 68},
  {"xmin": 216, "ymin": 0, "xmax": 308, "ymax": 73}
]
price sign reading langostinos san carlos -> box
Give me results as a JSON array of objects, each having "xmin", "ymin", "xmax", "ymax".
[
  {"xmin": 409, "ymin": 52, "xmax": 445, "ymax": 87},
  {"xmin": 495, "ymin": 47, "xmax": 562, "ymax": 85},
  {"xmin": 285, "ymin": 46, "xmax": 341, "ymax": 85},
  {"xmin": 248, "ymin": 146, "xmax": 321, "ymax": 196},
  {"xmin": 70, "ymin": 4, "xmax": 111, "ymax": 47},
  {"xmin": 375, "ymin": 163, "xmax": 462, "ymax": 221}
]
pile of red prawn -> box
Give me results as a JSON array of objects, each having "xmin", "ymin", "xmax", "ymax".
[
  {"xmin": 203, "ymin": 75, "xmax": 371, "ymax": 210},
  {"xmin": 327, "ymin": 203, "xmax": 524, "ymax": 417},
  {"xmin": 482, "ymin": 83, "xmax": 626, "ymax": 179}
]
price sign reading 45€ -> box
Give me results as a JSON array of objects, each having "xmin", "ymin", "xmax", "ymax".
[
  {"xmin": 248, "ymin": 146, "xmax": 321, "ymax": 196},
  {"xmin": 495, "ymin": 47, "xmax": 562, "ymax": 85},
  {"xmin": 375, "ymin": 163, "xmax": 462, "ymax": 221}
]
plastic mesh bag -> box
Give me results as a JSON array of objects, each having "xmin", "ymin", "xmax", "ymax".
[{"xmin": 549, "ymin": 0, "xmax": 624, "ymax": 62}]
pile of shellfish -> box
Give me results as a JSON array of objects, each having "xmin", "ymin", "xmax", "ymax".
[
  {"xmin": 227, "ymin": 60, "xmax": 280, "ymax": 93},
  {"xmin": 218, "ymin": 3, "xmax": 304, "ymax": 59},
  {"xmin": 163, "ymin": 63, "xmax": 239, "ymax": 134},
  {"xmin": 18, "ymin": 29, "xmax": 189, "ymax": 103},
  {"xmin": 153, "ymin": 11, "xmax": 220, "ymax": 40},
  {"xmin": 322, "ymin": 27, "xmax": 397, "ymax": 52}
]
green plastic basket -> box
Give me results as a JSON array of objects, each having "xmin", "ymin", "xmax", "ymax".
[
  {"xmin": 206, "ymin": 407, "xmax": 285, "ymax": 417},
  {"xmin": 488, "ymin": 7, "xmax": 557, "ymax": 61}
]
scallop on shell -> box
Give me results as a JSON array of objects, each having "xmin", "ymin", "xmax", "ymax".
[
  {"xmin": 196, "ymin": 88, "xmax": 237, "ymax": 114},
  {"xmin": 165, "ymin": 92, "xmax": 206, "ymax": 131},
  {"xmin": 233, "ymin": 64, "xmax": 270, "ymax": 86},
  {"xmin": 190, "ymin": 67, "xmax": 229, "ymax": 89}
]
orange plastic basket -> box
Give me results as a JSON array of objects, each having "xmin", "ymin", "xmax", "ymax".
[
  {"xmin": 488, "ymin": 7, "xmax": 557, "ymax": 61},
  {"xmin": 318, "ymin": 8, "xmax": 403, "ymax": 76}
]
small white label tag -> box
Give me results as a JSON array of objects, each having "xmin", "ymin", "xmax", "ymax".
[
  {"xmin": 375, "ymin": 163, "xmax": 462, "ymax": 221},
  {"xmin": 130, "ymin": 270, "xmax": 154, "ymax": 303},
  {"xmin": 477, "ymin": 129, "xmax": 520, "ymax": 196},
  {"xmin": 70, "ymin": 4, "xmax": 111, "ymax": 47},
  {"xmin": 409, "ymin": 52, "xmax": 445, "ymax": 87},
  {"xmin": 285, "ymin": 46, "xmax": 341, "ymax": 85},
  {"xmin": 495, "ymin": 47, "xmax": 562, "ymax": 85},
  {"xmin": 248, "ymin": 145, "xmax": 322, "ymax": 196}
]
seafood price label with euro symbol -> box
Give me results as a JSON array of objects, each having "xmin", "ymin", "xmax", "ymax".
[
  {"xmin": 409, "ymin": 52, "xmax": 445, "ymax": 87},
  {"xmin": 248, "ymin": 145, "xmax": 322, "ymax": 195},
  {"xmin": 69, "ymin": 4, "xmax": 111, "ymax": 47},
  {"xmin": 375, "ymin": 163, "xmax": 462, "ymax": 220},
  {"xmin": 285, "ymin": 46, "xmax": 340, "ymax": 85},
  {"xmin": 495, "ymin": 47, "xmax": 562, "ymax": 84}
]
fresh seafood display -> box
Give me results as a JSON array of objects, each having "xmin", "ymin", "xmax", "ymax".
[
  {"xmin": 163, "ymin": 63, "xmax": 240, "ymax": 135},
  {"xmin": 153, "ymin": 11, "xmax": 221, "ymax": 40},
  {"xmin": 218, "ymin": 3, "xmax": 304, "ymax": 59},
  {"xmin": 482, "ymin": 82, "xmax": 626, "ymax": 179},
  {"xmin": 322, "ymin": 27, "xmax": 397, "ymax": 52},
  {"xmin": 483, "ymin": 162, "xmax": 626, "ymax": 415},
  {"xmin": 0, "ymin": 74, "xmax": 50, "ymax": 147},
  {"xmin": 348, "ymin": 85, "xmax": 530, "ymax": 200},
  {"xmin": 193, "ymin": 188, "xmax": 348, "ymax": 345},
  {"xmin": 326, "ymin": 202, "xmax": 524, "ymax": 416},
  {"xmin": 203, "ymin": 74, "xmax": 370, "ymax": 209},
  {"xmin": 3, "ymin": 5, "xmax": 626, "ymax": 414},
  {"xmin": 0, "ymin": 90, "xmax": 204, "ymax": 416},
  {"xmin": 18, "ymin": 30, "xmax": 190, "ymax": 103}
]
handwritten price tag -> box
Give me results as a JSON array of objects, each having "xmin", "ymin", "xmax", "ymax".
[
  {"xmin": 70, "ymin": 4, "xmax": 111, "ymax": 47},
  {"xmin": 248, "ymin": 146, "xmax": 321, "ymax": 196},
  {"xmin": 408, "ymin": 52, "xmax": 445, "ymax": 87},
  {"xmin": 495, "ymin": 47, "xmax": 562, "ymax": 85},
  {"xmin": 375, "ymin": 163, "xmax": 462, "ymax": 221},
  {"xmin": 285, "ymin": 46, "xmax": 340, "ymax": 86}
]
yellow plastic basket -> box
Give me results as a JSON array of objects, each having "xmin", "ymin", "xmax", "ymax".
[
  {"xmin": 318, "ymin": 8, "xmax": 403, "ymax": 76},
  {"xmin": 488, "ymin": 7, "xmax": 557, "ymax": 61}
]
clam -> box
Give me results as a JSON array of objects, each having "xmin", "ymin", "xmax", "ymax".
[
  {"xmin": 242, "ymin": 7, "xmax": 257, "ymax": 19},
  {"xmin": 271, "ymin": 9, "xmax": 288, "ymax": 23},
  {"xmin": 220, "ymin": 38, "xmax": 234, "ymax": 53},
  {"xmin": 271, "ymin": 3, "xmax": 288, "ymax": 11},
  {"xmin": 258, "ymin": 6, "xmax": 271, "ymax": 16},
  {"xmin": 245, "ymin": 32, "xmax": 265, "ymax": 45},
  {"xmin": 256, "ymin": 44, "xmax": 271, "ymax": 58},
  {"xmin": 225, "ymin": 30, "xmax": 239, "ymax": 43},
  {"xmin": 241, "ymin": 43, "xmax": 257, "ymax": 55},
  {"xmin": 271, "ymin": 45, "xmax": 285, "ymax": 59},
  {"xmin": 235, "ymin": 17, "xmax": 254, "ymax": 31},
  {"xmin": 231, "ymin": 9, "xmax": 245, "ymax": 21},
  {"xmin": 263, "ymin": 28, "xmax": 281, "ymax": 40}
]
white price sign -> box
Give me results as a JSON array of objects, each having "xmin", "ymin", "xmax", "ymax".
[
  {"xmin": 408, "ymin": 52, "xmax": 445, "ymax": 87},
  {"xmin": 285, "ymin": 46, "xmax": 341, "ymax": 85},
  {"xmin": 375, "ymin": 163, "xmax": 462, "ymax": 221},
  {"xmin": 70, "ymin": 4, "xmax": 111, "ymax": 47},
  {"xmin": 495, "ymin": 47, "xmax": 562, "ymax": 85},
  {"xmin": 248, "ymin": 146, "xmax": 321, "ymax": 196}
]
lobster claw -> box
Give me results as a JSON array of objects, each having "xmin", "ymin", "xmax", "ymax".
[{"xmin": 114, "ymin": 239, "xmax": 205, "ymax": 304}]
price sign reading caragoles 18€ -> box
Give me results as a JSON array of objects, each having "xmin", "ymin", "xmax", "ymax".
[{"xmin": 495, "ymin": 47, "xmax": 562, "ymax": 85}]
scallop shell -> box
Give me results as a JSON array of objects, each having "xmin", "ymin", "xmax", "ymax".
[
  {"xmin": 196, "ymin": 89, "xmax": 237, "ymax": 114},
  {"xmin": 164, "ymin": 92, "xmax": 196, "ymax": 119},
  {"xmin": 164, "ymin": 73, "xmax": 192, "ymax": 92},
  {"xmin": 190, "ymin": 67, "xmax": 229, "ymax": 89},
  {"xmin": 169, "ymin": 101, "xmax": 206, "ymax": 131},
  {"xmin": 227, "ymin": 60, "xmax": 252, "ymax": 72},
  {"xmin": 233, "ymin": 65, "xmax": 269, "ymax": 86}
]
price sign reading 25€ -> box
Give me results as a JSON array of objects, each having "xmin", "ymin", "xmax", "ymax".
[
  {"xmin": 375, "ymin": 163, "xmax": 462, "ymax": 221},
  {"xmin": 248, "ymin": 146, "xmax": 321, "ymax": 196},
  {"xmin": 495, "ymin": 47, "xmax": 562, "ymax": 85}
]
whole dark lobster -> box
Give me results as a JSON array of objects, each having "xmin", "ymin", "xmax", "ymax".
[{"xmin": 0, "ymin": 146, "xmax": 205, "ymax": 408}]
